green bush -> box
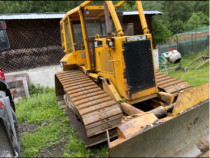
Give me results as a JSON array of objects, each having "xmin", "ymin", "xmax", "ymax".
[{"xmin": 28, "ymin": 84, "xmax": 52, "ymax": 96}]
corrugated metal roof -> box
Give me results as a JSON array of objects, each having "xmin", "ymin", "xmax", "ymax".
[
  {"xmin": 0, "ymin": 11, "xmax": 162, "ymax": 20},
  {"xmin": 122, "ymin": 11, "xmax": 162, "ymax": 16},
  {"xmin": 0, "ymin": 13, "xmax": 66, "ymax": 20}
]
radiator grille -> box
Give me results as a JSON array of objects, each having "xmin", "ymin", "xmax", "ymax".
[{"xmin": 123, "ymin": 40, "xmax": 156, "ymax": 93}]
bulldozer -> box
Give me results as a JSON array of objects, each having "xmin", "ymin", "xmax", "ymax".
[{"xmin": 55, "ymin": 1, "xmax": 209, "ymax": 157}]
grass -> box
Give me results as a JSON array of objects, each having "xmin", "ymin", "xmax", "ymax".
[
  {"xmin": 16, "ymin": 85, "xmax": 108, "ymax": 157},
  {"xmin": 163, "ymin": 48, "xmax": 209, "ymax": 87},
  {"xmin": 16, "ymin": 48, "xmax": 209, "ymax": 157}
]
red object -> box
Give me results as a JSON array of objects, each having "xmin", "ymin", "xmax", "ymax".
[
  {"xmin": 0, "ymin": 68, "xmax": 5, "ymax": 81},
  {"xmin": 0, "ymin": 21, "xmax": 6, "ymax": 30},
  {"xmin": 2, "ymin": 21, "xmax": 6, "ymax": 29},
  {"xmin": 0, "ymin": 101, "xmax": 3, "ymax": 110},
  {"xmin": 169, "ymin": 48, "xmax": 177, "ymax": 51}
]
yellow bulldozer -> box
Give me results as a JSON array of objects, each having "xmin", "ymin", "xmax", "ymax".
[{"xmin": 55, "ymin": 1, "xmax": 209, "ymax": 157}]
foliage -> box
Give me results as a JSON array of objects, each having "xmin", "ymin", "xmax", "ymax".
[
  {"xmin": 168, "ymin": 19, "xmax": 186, "ymax": 35},
  {"xmin": 186, "ymin": 12, "xmax": 209, "ymax": 31},
  {"xmin": 152, "ymin": 16, "xmax": 171, "ymax": 46},
  {"xmin": 162, "ymin": 1, "xmax": 209, "ymax": 34},
  {"xmin": 28, "ymin": 84, "xmax": 52, "ymax": 96},
  {"xmin": 119, "ymin": 3, "xmax": 136, "ymax": 11},
  {"xmin": 142, "ymin": 1, "xmax": 164, "ymax": 11},
  {"xmin": 0, "ymin": 1, "xmax": 83, "ymax": 13}
]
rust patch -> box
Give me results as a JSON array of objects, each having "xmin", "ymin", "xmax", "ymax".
[
  {"xmin": 196, "ymin": 138, "xmax": 209, "ymax": 152},
  {"xmin": 187, "ymin": 116, "xmax": 199, "ymax": 131},
  {"xmin": 173, "ymin": 83, "xmax": 209, "ymax": 116}
]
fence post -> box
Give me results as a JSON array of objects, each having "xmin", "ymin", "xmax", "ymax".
[
  {"xmin": 206, "ymin": 32, "xmax": 209, "ymax": 50},
  {"xmin": 191, "ymin": 34, "xmax": 193, "ymax": 53},
  {"xmin": 195, "ymin": 28, "xmax": 197, "ymax": 54},
  {"xmin": 176, "ymin": 37, "xmax": 179, "ymax": 52},
  {"xmin": 157, "ymin": 45, "xmax": 160, "ymax": 56}
]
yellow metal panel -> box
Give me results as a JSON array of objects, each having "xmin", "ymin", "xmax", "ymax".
[
  {"xmin": 60, "ymin": 23, "xmax": 65, "ymax": 49},
  {"xmin": 102, "ymin": 79, "xmax": 122, "ymax": 101},
  {"xmin": 147, "ymin": 34, "xmax": 158, "ymax": 90},
  {"xmin": 60, "ymin": 7, "xmax": 80, "ymax": 24},
  {"xmin": 100, "ymin": 48, "xmax": 114, "ymax": 72},
  {"xmin": 89, "ymin": 73, "xmax": 99, "ymax": 80},
  {"xmin": 173, "ymin": 83, "xmax": 209, "ymax": 116},
  {"xmin": 95, "ymin": 47, "xmax": 103, "ymax": 72},
  {"xmin": 60, "ymin": 53, "xmax": 77, "ymax": 65},
  {"xmin": 79, "ymin": 10, "xmax": 91, "ymax": 70},
  {"xmin": 75, "ymin": 50, "xmax": 87, "ymax": 65},
  {"xmin": 129, "ymin": 93, "xmax": 158, "ymax": 104},
  {"xmin": 114, "ymin": 38, "xmax": 131, "ymax": 100},
  {"xmin": 62, "ymin": 22, "xmax": 68, "ymax": 53},
  {"xmin": 67, "ymin": 16, "xmax": 75, "ymax": 52},
  {"xmin": 64, "ymin": 19, "xmax": 73, "ymax": 53},
  {"xmin": 60, "ymin": 1, "xmax": 92, "ymax": 24},
  {"xmin": 84, "ymin": 6, "xmax": 104, "ymax": 10},
  {"xmin": 120, "ymin": 102, "xmax": 144, "ymax": 115},
  {"xmin": 80, "ymin": 1, "xmax": 92, "ymax": 7},
  {"xmin": 110, "ymin": 37, "xmax": 129, "ymax": 100},
  {"xmin": 61, "ymin": 49, "xmax": 87, "ymax": 67}
]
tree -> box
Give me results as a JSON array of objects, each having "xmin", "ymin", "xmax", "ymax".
[
  {"xmin": 168, "ymin": 19, "xmax": 186, "ymax": 34},
  {"xmin": 152, "ymin": 16, "xmax": 171, "ymax": 46},
  {"xmin": 186, "ymin": 13, "xmax": 201, "ymax": 31},
  {"xmin": 142, "ymin": 1, "xmax": 164, "ymax": 11},
  {"xmin": 186, "ymin": 12, "xmax": 209, "ymax": 31},
  {"xmin": 196, "ymin": 12, "xmax": 209, "ymax": 26},
  {"xmin": 0, "ymin": 1, "xmax": 83, "ymax": 14},
  {"xmin": 163, "ymin": 1, "xmax": 192, "ymax": 23}
]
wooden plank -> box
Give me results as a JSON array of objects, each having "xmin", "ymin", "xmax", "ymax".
[{"xmin": 195, "ymin": 59, "xmax": 210, "ymax": 70}]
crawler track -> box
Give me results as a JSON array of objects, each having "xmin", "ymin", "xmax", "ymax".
[
  {"xmin": 156, "ymin": 72, "xmax": 191, "ymax": 94},
  {"xmin": 55, "ymin": 70, "xmax": 123, "ymax": 147}
]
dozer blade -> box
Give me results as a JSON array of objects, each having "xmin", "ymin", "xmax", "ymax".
[{"xmin": 109, "ymin": 84, "xmax": 209, "ymax": 157}]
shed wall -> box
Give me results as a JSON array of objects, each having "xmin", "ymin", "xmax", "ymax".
[{"xmin": 0, "ymin": 19, "xmax": 64, "ymax": 73}]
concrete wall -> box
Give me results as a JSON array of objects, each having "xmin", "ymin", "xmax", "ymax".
[{"xmin": 5, "ymin": 65, "xmax": 61, "ymax": 88}]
